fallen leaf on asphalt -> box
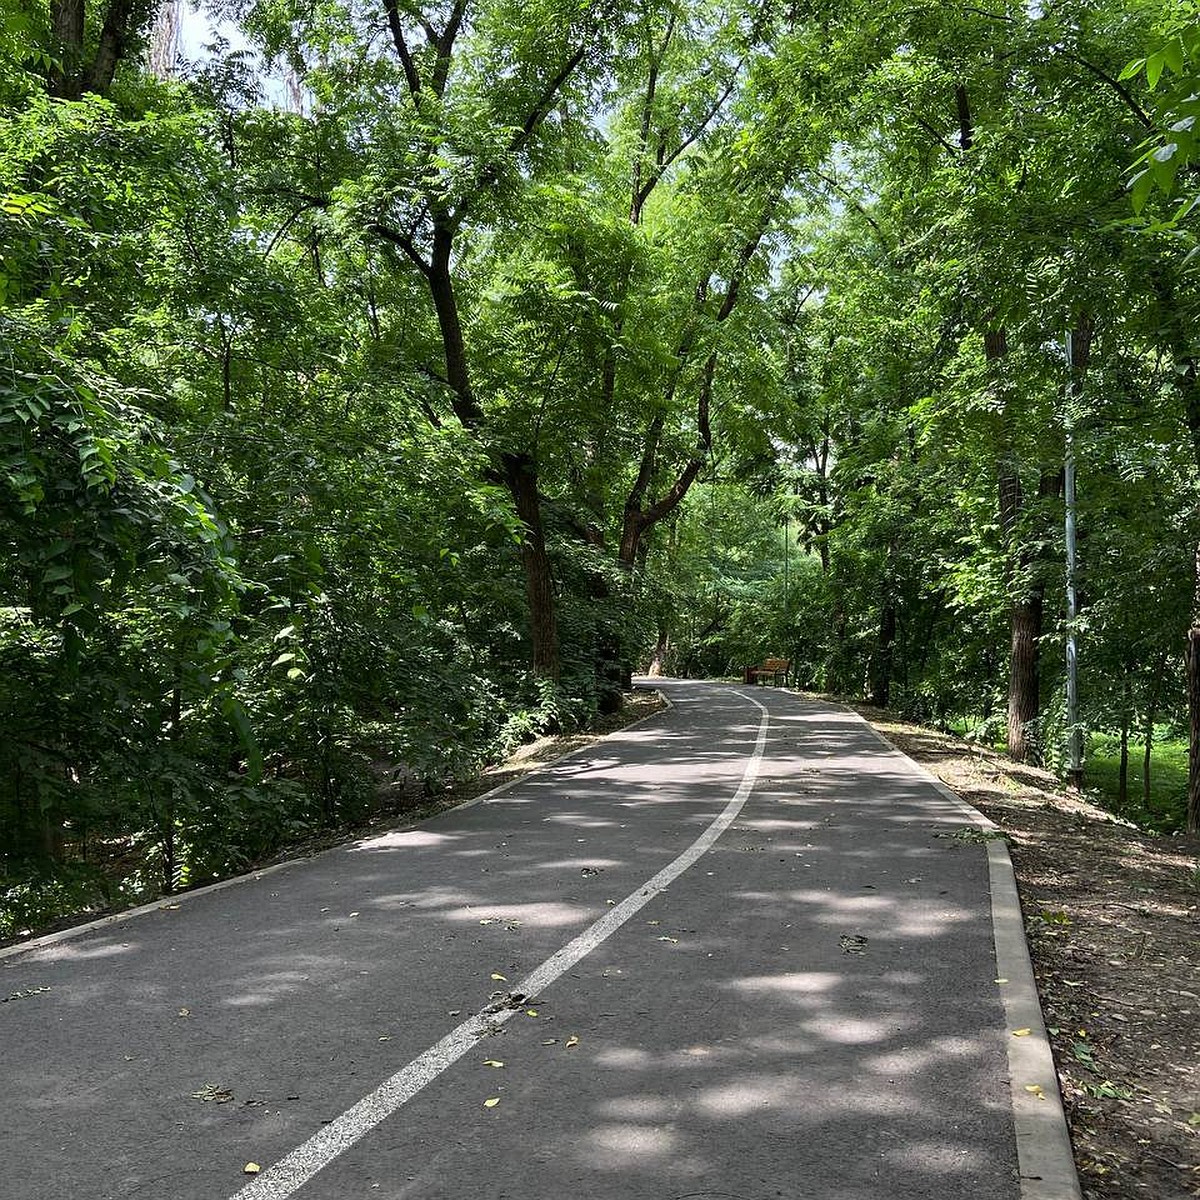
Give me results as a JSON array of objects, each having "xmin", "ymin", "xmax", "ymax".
[
  {"xmin": 657, "ymin": 936, "xmax": 678, "ymax": 943},
  {"xmin": 161, "ymin": 904, "xmax": 180, "ymax": 911},
  {"xmin": 1012, "ymin": 1028, "xmax": 1032, "ymax": 1037},
  {"xmin": 491, "ymin": 973, "xmax": 507, "ymax": 981},
  {"xmin": 565, "ymin": 1036, "xmax": 579, "ymax": 1049},
  {"xmin": 378, "ymin": 1036, "xmax": 391, "ymax": 1042},
  {"xmin": 647, "ymin": 920, "xmax": 660, "ymax": 926},
  {"xmin": 243, "ymin": 1163, "xmax": 261, "ymax": 1175},
  {"xmin": 1024, "ymin": 1085, "xmax": 1046, "ymax": 1099},
  {"xmin": 541, "ymin": 1039, "xmax": 557, "ymax": 1045},
  {"xmin": 994, "ymin": 978, "xmax": 1008, "ymax": 985},
  {"xmin": 483, "ymin": 1060, "xmax": 504, "ymax": 1068},
  {"xmin": 448, "ymin": 1010, "xmax": 461, "ymax": 1016},
  {"xmin": 177, "ymin": 1007, "xmax": 191, "ymax": 1017},
  {"xmin": 525, "ymin": 1009, "xmax": 538, "ymax": 1017},
  {"xmin": 839, "ymin": 934, "xmax": 868, "ymax": 954},
  {"xmin": 192, "ymin": 1084, "xmax": 234, "ymax": 1103},
  {"xmin": 483, "ymin": 1097, "xmax": 500, "ymax": 1108},
  {"xmin": 348, "ymin": 912, "xmax": 359, "ymax": 918}
]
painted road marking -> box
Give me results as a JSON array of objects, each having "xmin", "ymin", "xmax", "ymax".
[{"xmin": 232, "ymin": 690, "xmax": 769, "ymax": 1200}]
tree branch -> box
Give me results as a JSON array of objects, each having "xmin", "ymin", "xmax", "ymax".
[
  {"xmin": 383, "ymin": 0, "xmax": 423, "ymax": 96},
  {"xmin": 509, "ymin": 44, "xmax": 588, "ymax": 153},
  {"xmin": 633, "ymin": 63, "xmax": 742, "ymax": 217},
  {"xmin": 912, "ymin": 116, "xmax": 958, "ymax": 156},
  {"xmin": 641, "ymin": 352, "xmax": 715, "ymax": 526},
  {"xmin": 431, "ymin": 0, "xmax": 466, "ymax": 97},
  {"xmin": 369, "ymin": 222, "xmax": 433, "ymax": 276},
  {"xmin": 630, "ymin": 10, "xmax": 677, "ymax": 223},
  {"xmin": 814, "ymin": 170, "xmax": 890, "ymax": 247},
  {"xmin": 1059, "ymin": 50, "xmax": 1154, "ymax": 131}
]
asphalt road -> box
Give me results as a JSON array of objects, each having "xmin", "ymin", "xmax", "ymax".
[{"xmin": 1, "ymin": 680, "xmax": 1019, "ymax": 1200}]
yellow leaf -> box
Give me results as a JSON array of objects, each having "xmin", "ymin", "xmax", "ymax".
[
  {"xmin": 483, "ymin": 1060, "xmax": 504, "ymax": 1068},
  {"xmin": 483, "ymin": 1097, "xmax": 500, "ymax": 1108},
  {"xmin": 243, "ymin": 1163, "xmax": 261, "ymax": 1175},
  {"xmin": 565, "ymin": 1035, "xmax": 579, "ymax": 1049},
  {"xmin": 1012, "ymin": 1029, "xmax": 1032, "ymax": 1037},
  {"xmin": 994, "ymin": 978, "xmax": 1008, "ymax": 984},
  {"xmin": 541, "ymin": 1039, "xmax": 557, "ymax": 1045},
  {"xmin": 1025, "ymin": 1084, "xmax": 1045, "ymax": 1097},
  {"xmin": 525, "ymin": 1008, "xmax": 538, "ymax": 1017},
  {"xmin": 177, "ymin": 1007, "xmax": 190, "ymax": 1017},
  {"xmin": 491, "ymin": 973, "xmax": 507, "ymax": 981}
]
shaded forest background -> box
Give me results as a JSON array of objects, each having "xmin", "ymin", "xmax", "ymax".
[{"xmin": 2, "ymin": 0, "xmax": 1199, "ymax": 936}]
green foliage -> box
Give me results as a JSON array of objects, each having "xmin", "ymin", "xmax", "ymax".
[{"xmin": 1123, "ymin": 20, "xmax": 1200, "ymax": 220}]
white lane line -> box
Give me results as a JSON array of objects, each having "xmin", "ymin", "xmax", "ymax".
[{"xmin": 232, "ymin": 689, "xmax": 769, "ymax": 1200}]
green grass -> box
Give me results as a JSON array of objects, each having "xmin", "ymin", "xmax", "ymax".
[
  {"xmin": 932, "ymin": 714, "xmax": 1189, "ymax": 835},
  {"xmin": 1085, "ymin": 733, "xmax": 1189, "ymax": 834}
]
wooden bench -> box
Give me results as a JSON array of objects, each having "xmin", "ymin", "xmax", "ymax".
[{"xmin": 745, "ymin": 657, "xmax": 790, "ymax": 687}]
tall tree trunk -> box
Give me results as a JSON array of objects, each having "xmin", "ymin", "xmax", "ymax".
[
  {"xmin": 1143, "ymin": 648, "xmax": 1167, "ymax": 809},
  {"xmin": 648, "ymin": 621, "xmax": 670, "ymax": 677},
  {"xmin": 48, "ymin": 0, "xmax": 85, "ymax": 98},
  {"xmin": 988, "ymin": 324, "xmax": 1061, "ymax": 764},
  {"xmin": 1189, "ymin": 552, "xmax": 1200, "ymax": 833},
  {"xmin": 84, "ymin": 0, "xmax": 134, "ymax": 95},
  {"xmin": 1007, "ymin": 589, "xmax": 1042, "ymax": 762},
  {"xmin": 504, "ymin": 452, "xmax": 559, "ymax": 681},
  {"xmin": 1118, "ymin": 664, "xmax": 1130, "ymax": 809},
  {"xmin": 427, "ymin": 232, "xmax": 560, "ymax": 679},
  {"xmin": 987, "ymin": 327, "xmax": 1035, "ymax": 761},
  {"xmin": 869, "ymin": 599, "xmax": 896, "ymax": 708},
  {"xmin": 1167, "ymin": 343, "xmax": 1200, "ymax": 832}
]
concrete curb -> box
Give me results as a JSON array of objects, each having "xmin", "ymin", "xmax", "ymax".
[
  {"xmin": 0, "ymin": 690, "xmax": 674, "ymax": 966},
  {"xmin": 839, "ymin": 703, "xmax": 1082, "ymax": 1200}
]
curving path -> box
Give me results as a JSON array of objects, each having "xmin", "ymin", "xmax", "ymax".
[{"xmin": 2, "ymin": 681, "xmax": 1057, "ymax": 1199}]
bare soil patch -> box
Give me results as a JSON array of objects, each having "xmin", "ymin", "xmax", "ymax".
[{"xmin": 851, "ymin": 703, "xmax": 1200, "ymax": 1200}]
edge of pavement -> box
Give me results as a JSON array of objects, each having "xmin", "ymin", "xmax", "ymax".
[
  {"xmin": 0, "ymin": 688, "xmax": 675, "ymax": 966},
  {"xmin": 839, "ymin": 700, "xmax": 1082, "ymax": 1200}
]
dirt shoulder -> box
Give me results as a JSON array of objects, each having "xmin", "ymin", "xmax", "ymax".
[{"xmin": 847, "ymin": 702, "xmax": 1199, "ymax": 1200}]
